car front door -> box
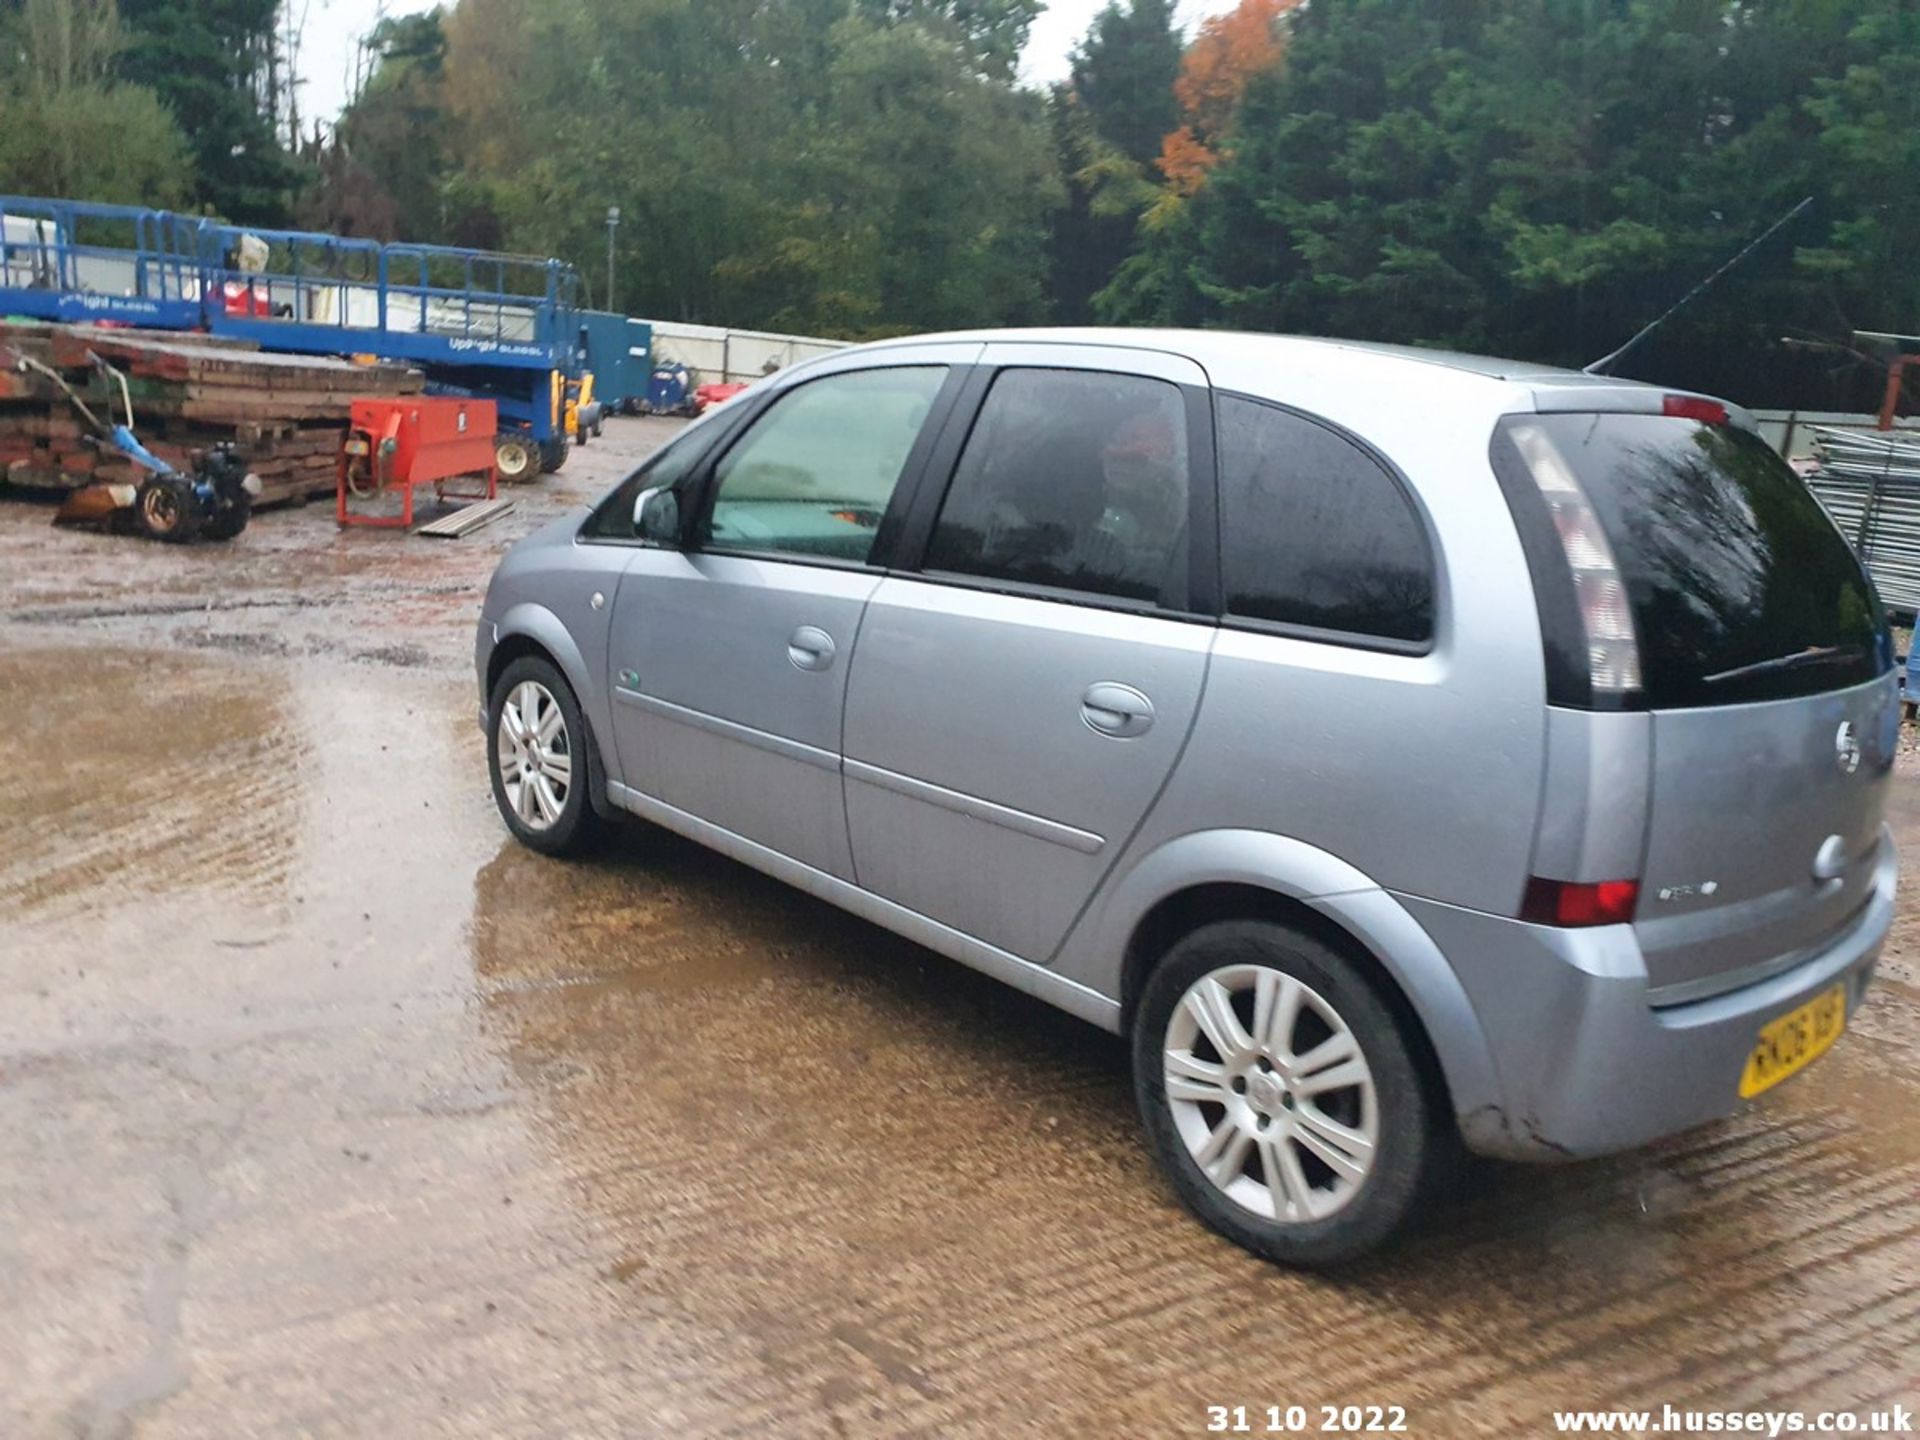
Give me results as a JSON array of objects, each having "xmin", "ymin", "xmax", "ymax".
[
  {"xmin": 842, "ymin": 344, "xmax": 1216, "ymax": 961},
  {"xmin": 608, "ymin": 350, "xmax": 969, "ymax": 881}
]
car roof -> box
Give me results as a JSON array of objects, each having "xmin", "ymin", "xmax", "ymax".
[
  {"xmin": 861, "ymin": 327, "xmax": 1583, "ymax": 382},
  {"xmin": 844, "ymin": 326, "xmax": 1740, "ymax": 428}
]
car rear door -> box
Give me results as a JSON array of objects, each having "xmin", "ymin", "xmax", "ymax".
[
  {"xmin": 608, "ymin": 348, "xmax": 972, "ymax": 881},
  {"xmin": 841, "ymin": 343, "xmax": 1216, "ymax": 962}
]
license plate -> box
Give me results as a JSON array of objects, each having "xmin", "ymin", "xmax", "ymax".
[{"xmin": 1739, "ymin": 985, "xmax": 1846, "ymax": 1098}]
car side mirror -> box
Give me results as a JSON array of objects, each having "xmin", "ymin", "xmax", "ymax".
[{"xmin": 633, "ymin": 484, "xmax": 680, "ymax": 544}]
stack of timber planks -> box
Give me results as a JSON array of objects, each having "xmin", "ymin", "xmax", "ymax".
[{"xmin": 0, "ymin": 322, "xmax": 424, "ymax": 508}]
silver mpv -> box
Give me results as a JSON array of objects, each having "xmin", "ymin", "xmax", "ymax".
[{"xmin": 477, "ymin": 329, "xmax": 1897, "ymax": 1265}]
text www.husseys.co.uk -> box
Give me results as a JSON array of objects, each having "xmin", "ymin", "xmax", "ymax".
[{"xmin": 1552, "ymin": 1404, "xmax": 1914, "ymax": 1435}]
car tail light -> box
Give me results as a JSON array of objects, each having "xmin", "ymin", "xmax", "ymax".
[
  {"xmin": 1521, "ymin": 876, "xmax": 1640, "ymax": 927},
  {"xmin": 1661, "ymin": 394, "xmax": 1728, "ymax": 425},
  {"xmin": 1506, "ymin": 422, "xmax": 1642, "ymax": 695}
]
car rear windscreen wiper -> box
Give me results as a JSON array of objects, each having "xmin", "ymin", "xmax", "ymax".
[{"xmin": 1702, "ymin": 644, "xmax": 1866, "ymax": 686}]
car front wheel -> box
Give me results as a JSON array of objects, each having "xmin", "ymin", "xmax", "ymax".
[
  {"xmin": 1132, "ymin": 919, "xmax": 1446, "ymax": 1267},
  {"xmin": 487, "ymin": 657, "xmax": 605, "ymax": 856}
]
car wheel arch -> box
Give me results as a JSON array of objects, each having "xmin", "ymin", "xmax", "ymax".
[{"xmin": 1084, "ymin": 829, "xmax": 1513, "ymax": 1153}]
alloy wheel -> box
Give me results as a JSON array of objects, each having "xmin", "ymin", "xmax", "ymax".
[
  {"xmin": 496, "ymin": 680, "xmax": 572, "ymax": 831},
  {"xmin": 1163, "ymin": 964, "xmax": 1379, "ymax": 1224}
]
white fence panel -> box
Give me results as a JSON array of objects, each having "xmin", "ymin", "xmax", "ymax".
[{"xmin": 643, "ymin": 319, "xmax": 847, "ymax": 385}]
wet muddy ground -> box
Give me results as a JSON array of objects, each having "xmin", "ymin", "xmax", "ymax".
[{"xmin": 2, "ymin": 420, "xmax": 1917, "ymax": 1438}]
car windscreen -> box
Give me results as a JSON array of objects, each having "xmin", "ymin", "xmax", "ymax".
[{"xmin": 1512, "ymin": 412, "xmax": 1889, "ymax": 708}]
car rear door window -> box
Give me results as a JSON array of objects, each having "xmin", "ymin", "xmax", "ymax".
[
  {"xmin": 924, "ymin": 368, "xmax": 1190, "ymax": 606},
  {"xmin": 706, "ymin": 366, "xmax": 947, "ymax": 563},
  {"xmin": 1216, "ymin": 396, "xmax": 1435, "ymax": 645}
]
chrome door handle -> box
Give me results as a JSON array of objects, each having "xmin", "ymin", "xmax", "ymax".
[
  {"xmin": 1812, "ymin": 833, "xmax": 1848, "ymax": 884},
  {"xmin": 1081, "ymin": 682, "xmax": 1155, "ymax": 738},
  {"xmin": 787, "ymin": 625, "xmax": 837, "ymax": 672}
]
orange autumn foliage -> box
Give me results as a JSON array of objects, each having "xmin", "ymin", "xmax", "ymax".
[
  {"xmin": 1157, "ymin": 0, "xmax": 1300, "ymax": 195},
  {"xmin": 1157, "ymin": 126, "xmax": 1220, "ymax": 195}
]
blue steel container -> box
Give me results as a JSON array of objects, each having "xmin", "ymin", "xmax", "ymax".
[{"xmin": 577, "ymin": 311, "xmax": 652, "ymax": 411}]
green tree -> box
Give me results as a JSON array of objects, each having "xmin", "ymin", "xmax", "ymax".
[
  {"xmin": 814, "ymin": 14, "xmax": 1059, "ymax": 330},
  {"xmin": 1799, "ymin": 5, "xmax": 1920, "ymax": 353},
  {"xmin": 0, "ymin": 0, "xmax": 194, "ymax": 205},
  {"xmin": 115, "ymin": 0, "xmax": 301, "ymax": 220},
  {"xmin": 399, "ymin": 0, "xmax": 1058, "ymax": 336},
  {"xmin": 1091, "ymin": 0, "xmax": 1297, "ymax": 324},
  {"xmin": 1070, "ymin": 0, "xmax": 1182, "ymax": 167},
  {"xmin": 1047, "ymin": 0, "xmax": 1183, "ymax": 322},
  {"xmin": 1176, "ymin": 0, "xmax": 1487, "ymax": 339},
  {"xmin": 856, "ymin": 0, "xmax": 1042, "ymax": 79},
  {"xmin": 1111, "ymin": 0, "xmax": 1920, "ymax": 408}
]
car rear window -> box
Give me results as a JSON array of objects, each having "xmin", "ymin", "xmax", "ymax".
[{"xmin": 1509, "ymin": 413, "xmax": 1889, "ymax": 708}]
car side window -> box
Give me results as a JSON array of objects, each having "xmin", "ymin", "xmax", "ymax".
[
  {"xmin": 924, "ymin": 368, "xmax": 1190, "ymax": 606},
  {"xmin": 1216, "ymin": 395, "xmax": 1435, "ymax": 645},
  {"xmin": 705, "ymin": 366, "xmax": 948, "ymax": 563},
  {"xmin": 581, "ymin": 412, "xmax": 734, "ymax": 540}
]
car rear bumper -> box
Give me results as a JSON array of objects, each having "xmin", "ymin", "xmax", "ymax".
[{"xmin": 1398, "ymin": 826, "xmax": 1895, "ymax": 1161}]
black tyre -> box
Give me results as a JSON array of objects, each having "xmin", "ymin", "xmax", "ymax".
[
  {"xmin": 539, "ymin": 437, "xmax": 569, "ymax": 474},
  {"xmin": 200, "ymin": 490, "xmax": 252, "ymax": 541},
  {"xmin": 1132, "ymin": 919, "xmax": 1447, "ymax": 1267},
  {"xmin": 494, "ymin": 433, "xmax": 538, "ymax": 485},
  {"xmin": 134, "ymin": 475, "xmax": 201, "ymax": 543},
  {"xmin": 486, "ymin": 657, "xmax": 606, "ymax": 857}
]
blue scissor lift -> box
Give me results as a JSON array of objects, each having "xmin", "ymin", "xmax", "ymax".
[
  {"xmin": 1, "ymin": 197, "xmax": 584, "ymax": 477},
  {"xmin": 0, "ymin": 196, "xmax": 203, "ymax": 329}
]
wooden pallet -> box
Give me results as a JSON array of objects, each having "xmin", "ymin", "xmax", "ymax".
[
  {"xmin": 416, "ymin": 497, "xmax": 516, "ymax": 538},
  {"xmin": 1, "ymin": 321, "xmax": 426, "ymax": 507}
]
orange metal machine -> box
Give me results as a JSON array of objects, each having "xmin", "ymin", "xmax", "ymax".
[{"xmin": 337, "ymin": 396, "xmax": 499, "ymax": 529}]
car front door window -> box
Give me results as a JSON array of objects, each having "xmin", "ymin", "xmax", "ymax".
[{"xmin": 706, "ymin": 366, "xmax": 949, "ymax": 564}]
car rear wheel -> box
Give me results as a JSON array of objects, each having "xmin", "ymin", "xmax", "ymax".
[
  {"xmin": 487, "ymin": 657, "xmax": 605, "ymax": 857},
  {"xmin": 1132, "ymin": 919, "xmax": 1444, "ymax": 1267}
]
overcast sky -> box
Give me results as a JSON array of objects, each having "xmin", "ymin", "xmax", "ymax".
[{"xmin": 295, "ymin": 0, "xmax": 1242, "ymax": 125}]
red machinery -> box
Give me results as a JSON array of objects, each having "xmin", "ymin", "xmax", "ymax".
[
  {"xmin": 693, "ymin": 381, "xmax": 750, "ymax": 414},
  {"xmin": 337, "ymin": 396, "xmax": 498, "ymax": 529},
  {"xmin": 220, "ymin": 280, "xmax": 274, "ymax": 317}
]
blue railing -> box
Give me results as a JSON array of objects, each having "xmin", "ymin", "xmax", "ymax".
[
  {"xmin": 196, "ymin": 223, "xmax": 581, "ymax": 371},
  {"xmin": 0, "ymin": 196, "xmax": 581, "ymax": 373},
  {"xmin": 0, "ymin": 196, "xmax": 203, "ymax": 329}
]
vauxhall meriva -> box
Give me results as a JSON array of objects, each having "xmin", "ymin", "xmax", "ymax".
[{"xmin": 476, "ymin": 330, "xmax": 1897, "ymax": 1265}]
